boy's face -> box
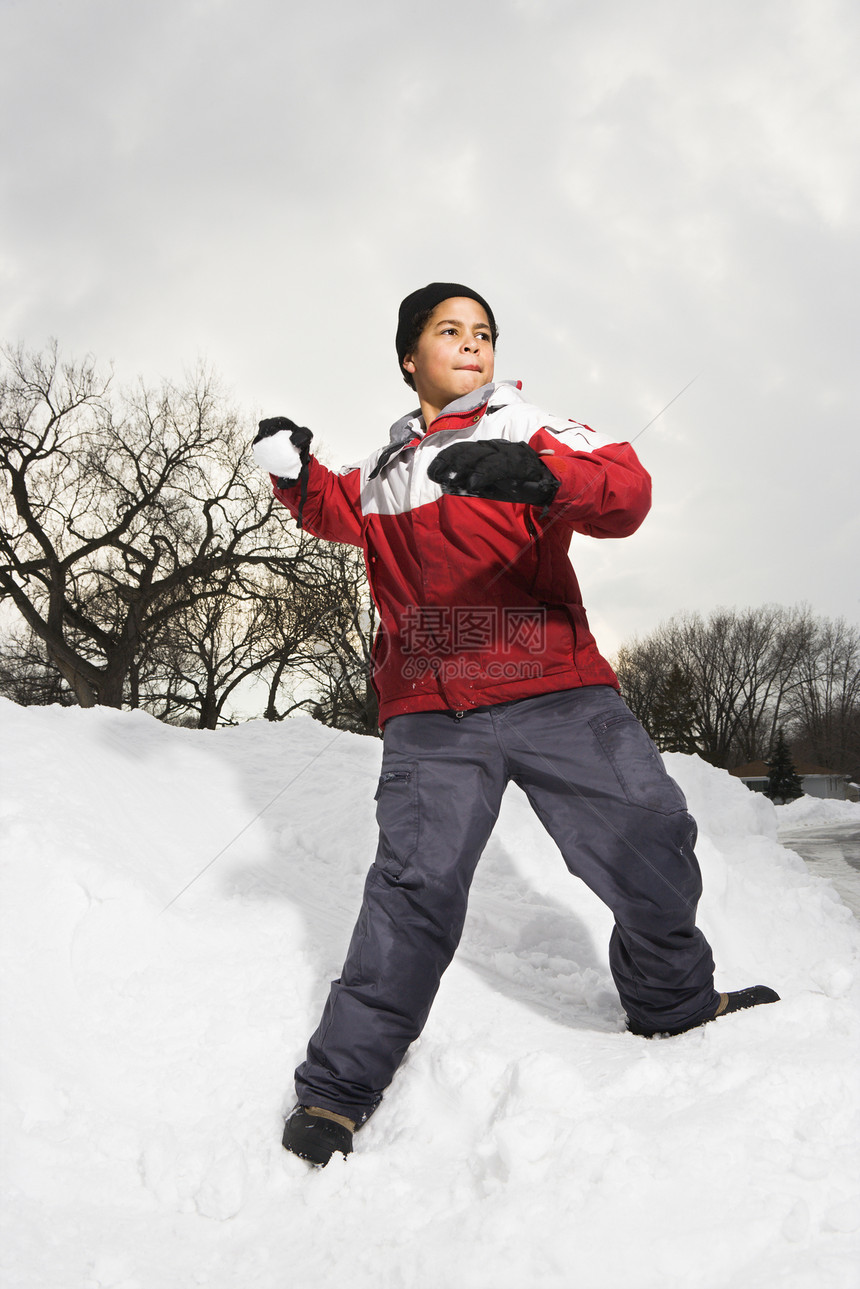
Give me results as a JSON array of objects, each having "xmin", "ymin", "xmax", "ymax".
[{"xmin": 402, "ymin": 297, "xmax": 495, "ymax": 416}]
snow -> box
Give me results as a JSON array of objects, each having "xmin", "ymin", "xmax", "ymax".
[
  {"xmin": 1, "ymin": 700, "xmax": 858, "ymax": 1289},
  {"xmin": 777, "ymin": 795, "xmax": 860, "ymax": 829},
  {"xmin": 775, "ymin": 796, "xmax": 860, "ymax": 921}
]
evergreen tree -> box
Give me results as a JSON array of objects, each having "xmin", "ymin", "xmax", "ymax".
[
  {"xmin": 650, "ymin": 663, "xmax": 700, "ymax": 754},
  {"xmin": 765, "ymin": 728, "xmax": 804, "ymax": 803}
]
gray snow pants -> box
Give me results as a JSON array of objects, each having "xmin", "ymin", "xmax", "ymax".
[{"xmin": 295, "ymin": 686, "xmax": 718, "ymax": 1124}]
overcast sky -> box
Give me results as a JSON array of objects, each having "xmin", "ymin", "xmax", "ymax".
[{"xmin": 2, "ymin": 0, "xmax": 858, "ymax": 659}]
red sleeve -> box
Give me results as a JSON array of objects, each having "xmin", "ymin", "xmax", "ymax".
[
  {"xmin": 529, "ymin": 429, "xmax": 652, "ymax": 538},
  {"xmin": 272, "ymin": 457, "xmax": 364, "ymax": 546}
]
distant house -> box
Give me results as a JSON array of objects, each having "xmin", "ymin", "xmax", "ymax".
[{"xmin": 730, "ymin": 760, "xmax": 853, "ymax": 801}]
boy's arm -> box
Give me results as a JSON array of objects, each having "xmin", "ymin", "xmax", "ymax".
[
  {"xmin": 272, "ymin": 457, "xmax": 364, "ymax": 546},
  {"xmin": 530, "ymin": 428, "xmax": 652, "ymax": 539},
  {"xmin": 428, "ymin": 428, "xmax": 651, "ymax": 539},
  {"xmin": 252, "ymin": 418, "xmax": 364, "ymax": 545}
]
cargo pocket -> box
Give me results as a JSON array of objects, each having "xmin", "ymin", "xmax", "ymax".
[
  {"xmin": 373, "ymin": 764, "xmax": 419, "ymax": 877},
  {"xmin": 589, "ymin": 711, "xmax": 687, "ymax": 814}
]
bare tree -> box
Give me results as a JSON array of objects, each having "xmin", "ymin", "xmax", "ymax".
[
  {"xmin": 789, "ymin": 616, "xmax": 860, "ymax": 780},
  {"xmin": 0, "ymin": 622, "xmax": 75, "ymax": 706},
  {"xmin": 615, "ymin": 604, "xmax": 855, "ymax": 771},
  {"xmin": 701, "ymin": 605, "xmax": 817, "ymax": 763},
  {"xmin": 0, "ymin": 342, "xmax": 318, "ymax": 713},
  {"xmin": 615, "ymin": 640, "xmax": 663, "ymax": 730},
  {"xmin": 302, "ymin": 543, "xmax": 380, "ymax": 736},
  {"xmin": 138, "ymin": 546, "xmax": 367, "ymax": 729}
]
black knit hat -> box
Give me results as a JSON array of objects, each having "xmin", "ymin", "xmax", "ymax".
[{"xmin": 395, "ymin": 282, "xmax": 497, "ymax": 374}]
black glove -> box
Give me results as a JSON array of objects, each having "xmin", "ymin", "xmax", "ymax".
[
  {"xmin": 427, "ymin": 439, "xmax": 560, "ymax": 506},
  {"xmin": 253, "ymin": 416, "xmax": 314, "ymax": 529},
  {"xmin": 253, "ymin": 417, "xmax": 313, "ymax": 485}
]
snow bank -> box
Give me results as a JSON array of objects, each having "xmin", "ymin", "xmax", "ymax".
[
  {"xmin": 1, "ymin": 701, "xmax": 858, "ymax": 1289},
  {"xmin": 777, "ymin": 795, "xmax": 860, "ymax": 829}
]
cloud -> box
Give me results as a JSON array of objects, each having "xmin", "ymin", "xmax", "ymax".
[{"xmin": 2, "ymin": 0, "xmax": 858, "ymax": 647}]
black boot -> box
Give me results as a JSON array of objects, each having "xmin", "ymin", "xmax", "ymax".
[
  {"xmin": 282, "ymin": 1106, "xmax": 354, "ymax": 1166},
  {"xmin": 627, "ymin": 985, "xmax": 780, "ymax": 1038}
]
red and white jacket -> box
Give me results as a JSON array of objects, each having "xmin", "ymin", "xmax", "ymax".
[{"xmin": 272, "ymin": 381, "xmax": 651, "ymax": 726}]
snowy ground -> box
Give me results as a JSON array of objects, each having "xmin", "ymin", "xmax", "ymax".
[
  {"xmin": 1, "ymin": 699, "xmax": 858, "ymax": 1289},
  {"xmin": 777, "ymin": 798, "xmax": 860, "ymax": 920}
]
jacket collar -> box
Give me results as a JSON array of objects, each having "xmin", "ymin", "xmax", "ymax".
[{"xmin": 387, "ymin": 380, "xmax": 524, "ymax": 445}]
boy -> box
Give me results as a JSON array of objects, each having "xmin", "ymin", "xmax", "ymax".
[{"xmin": 254, "ymin": 282, "xmax": 778, "ymax": 1167}]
